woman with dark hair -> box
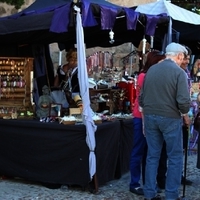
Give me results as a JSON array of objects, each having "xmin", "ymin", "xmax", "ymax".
[{"xmin": 129, "ymin": 51, "xmax": 166, "ymax": 195}]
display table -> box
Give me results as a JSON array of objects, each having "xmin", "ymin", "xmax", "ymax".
[{"xmin": 0, "ymin": 118, "xmax": 133, "ymax": 188}]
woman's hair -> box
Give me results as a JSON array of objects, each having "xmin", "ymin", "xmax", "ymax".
[
  {"xmin": 181, "ymin": 44, "xmax": 192, "ymax": 56},
  {"xmin": 141, "ymin": 50, "xmax": 166, "ymax": 73},
  {"xmin": 193, "ymin": 59, "xmax": 200, "ymax": 75},
  {"xmin": 66, "ymin": 48, "xmax": 77, "ymax": 62}
]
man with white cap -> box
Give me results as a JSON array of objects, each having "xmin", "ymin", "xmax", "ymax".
[{"xmin": 139, "ymin": 42, "xmax": 191, "ymax": 200}]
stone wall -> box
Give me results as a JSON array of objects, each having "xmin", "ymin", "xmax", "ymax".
[{"xmin": 111, "ymin": 0, "xmax": 156, "ymax": 7}]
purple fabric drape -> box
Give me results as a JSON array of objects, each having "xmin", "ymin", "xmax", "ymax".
[
  {"xmin": 145, "ymin": 14, "xmax": 160, "ymax": 36},
  {"xmin": 50, "ymin": 4, "xmax": 71, "ymax": 33},
  {"xmin": 82, "ymin": 0, "xmax": 98, "ymax": 27},
  {"xmin": 124, "ymin": 8, "xmax": 139, "ymax": 30},
  {"xmin": 101, "ymin": 6, "xmax": 118, "ymax": 29}
]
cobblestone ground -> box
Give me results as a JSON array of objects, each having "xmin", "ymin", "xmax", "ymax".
[{"xmin": 0, "ymin": 154, "xmax": 199, "ymax": 200}]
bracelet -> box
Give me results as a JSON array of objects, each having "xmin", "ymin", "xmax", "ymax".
[{"xmin": 181, "ymin": 113, "xmax": 187, "ymax": 117}]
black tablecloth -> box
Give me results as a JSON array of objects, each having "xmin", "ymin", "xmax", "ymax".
[
  {"xmin": 115, "ymin": 118, "xmax": 133, "ymax": 179},
  {"xmin": 0, "ymin": 119, "xmax": 122, "ymax": 187}
]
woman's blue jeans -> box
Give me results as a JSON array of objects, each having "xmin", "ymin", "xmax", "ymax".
[
  {"xmin": 143, "ymin": 114, "xmax": 183, "ymax": 200},
  {"xmin": 130, "ymin": 117, "xmax": 146, "ymax": 189}
]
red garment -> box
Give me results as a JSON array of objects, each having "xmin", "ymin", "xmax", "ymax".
[{"xmin": 132, "ymin": 73, "xmax": 145, "ymax": 118}]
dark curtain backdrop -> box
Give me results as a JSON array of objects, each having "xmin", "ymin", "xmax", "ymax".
[{"xmin": 32, "ymin": 44, "xmax": 54, "ymax": 108}]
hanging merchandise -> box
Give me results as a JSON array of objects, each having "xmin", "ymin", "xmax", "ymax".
[
  {"xmin": 150, "ymin": 36, "xmax": 154, "ymax": 49},
  {"xmin": 109, "ymin": 30, "xmax": 115, "ymax": 44},
  {"xmin": 142, "ymin": 37, "xmax": 147, "ymax": 54}
]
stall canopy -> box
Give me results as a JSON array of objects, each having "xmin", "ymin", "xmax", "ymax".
[
  {"xmin": 0, "ymin": 0, "xmax": 171, "ymax": 95},
  {"xmin": 135, "ymin": 0, "xmax": 200, "ymax": 54},
  {"xmin": 0, "ymin": 0, "xmax": 170, "ymax": 92},
  {"xmin": 0, "ymin": 0, "xmax": 169, "ymax": 51}
]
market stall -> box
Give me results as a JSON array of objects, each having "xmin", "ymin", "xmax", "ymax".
[
  {"xmin": 0, "ymin": 0, "xmax": 170, "ymax": 104},
  {"xmin": 0, "ymin": 0, "xmax": 169, "ymax": 191}
]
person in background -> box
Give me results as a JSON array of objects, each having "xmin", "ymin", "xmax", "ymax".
[
  {"xmin": 139, "ymin": 42, "xmax": 191, "ymax": 200},
  {"xmin": 180, "ymin": 46, "xmax": 192, "ymax": 94},
  {"xmin": 129, "ymin": 51, "xmax": 166, "ymax": 196},
  {"xmin": 192, "ymin": 59, "xmax": 200, "ymax": 82},
  {"xmin": 54, "ymin": 48, "xmax": 80, "ymax": 104},
  {"xmin": 179, "ymin": 45, "xmax": 194, "ymax": 185},
  {"xmin": 54, "ymin": 49, "xmax": 73, "ymax": 88}
]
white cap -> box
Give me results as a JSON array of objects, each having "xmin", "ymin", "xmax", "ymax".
[{"xmin": 165, "ymin": 42, "xmax": 188, "ymax": 55}]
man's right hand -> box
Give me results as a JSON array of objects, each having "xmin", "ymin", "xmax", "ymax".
[{"xmin": 183, "ymin": 114, "xmax": 191, "ymax": 127}]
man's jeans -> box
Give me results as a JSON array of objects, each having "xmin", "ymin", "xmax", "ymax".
[{"xmin": 143, "ymin": 114, "xmax": 183, "ymax": 200}]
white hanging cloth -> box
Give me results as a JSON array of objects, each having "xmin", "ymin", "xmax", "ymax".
[{"xmin": 74, "ymin": 5, "xmax": 97, "ymax": 180}]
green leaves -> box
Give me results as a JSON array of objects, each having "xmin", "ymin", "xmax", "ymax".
[
  {"xmin": 0, "ymin": 0, "xmax": 25, "ymax": 9},
  {"xmin": 171, "ymin": 0, "xmax": 200, "ymax": 14}
]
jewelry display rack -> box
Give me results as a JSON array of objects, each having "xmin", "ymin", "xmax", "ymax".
[{"xmin": 0, "ymin": 57, "xmax": 34, "ymax": 118}]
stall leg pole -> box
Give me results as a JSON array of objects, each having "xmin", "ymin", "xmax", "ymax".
[
  {"xmin": 93, "ymin": 173, "xmax": 99, "ymax": 193},
  {"xmin": 88, "ymin": 173, "xmax": 99, "ymax": 193}
]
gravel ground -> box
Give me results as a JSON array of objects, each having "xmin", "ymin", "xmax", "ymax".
[{"xmin": 0, "ymin": 154, "xmax": 200, "ymax": 200}]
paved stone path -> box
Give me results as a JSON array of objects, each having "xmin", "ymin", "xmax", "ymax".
[{"xmin": 0, "ymin": 154, "xmax": 199, "ymax": 200}]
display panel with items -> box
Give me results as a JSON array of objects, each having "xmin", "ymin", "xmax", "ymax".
[
  {"xmin": 0, "ymin": 57, "xmax": 34, "ymax": 119},
  {"xmin": 87, "ymin": 50, "xmax": 137, "ymax": 117}
]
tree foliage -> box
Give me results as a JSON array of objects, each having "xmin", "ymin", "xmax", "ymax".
[
  {"xmin": 171, "ymin": 0, "xmax": 200, "ymax": 14},
  {"xmin": 0, "ymin": 0, "xmax": 25, "ymax": 9}
]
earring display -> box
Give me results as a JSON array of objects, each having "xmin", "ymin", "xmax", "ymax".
[{"xmin": 0, "ymin": 57, "xmax": 34, "ymax": 119}]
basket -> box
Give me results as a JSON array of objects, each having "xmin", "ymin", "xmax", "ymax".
[
  {"xmin": 62, "ymin": 121, "xmax": 76, "ymax": 125},
  {"xmin": 59, "ymin": 118, "xmax": 76, "ymax": 125},
  {"xmin": 94, "ymin": 119, "xmax": 102, "ymax": 124}
]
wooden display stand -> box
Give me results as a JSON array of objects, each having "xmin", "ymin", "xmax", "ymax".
[{"xmin": 0, "ymin": 57, "xmax": 34, "ymax": 118}]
